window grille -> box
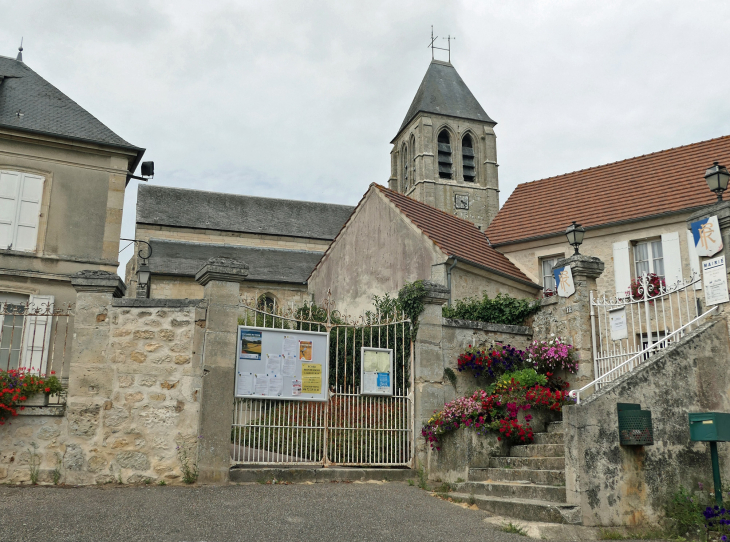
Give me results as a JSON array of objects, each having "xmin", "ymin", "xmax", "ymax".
[
  {"xmin": 437, "ymin": 130, "xmax": 452, "ymax": 179},
  {"xmin": 462, "ymin": 134, "xmax": 475, "ymax": 182}
]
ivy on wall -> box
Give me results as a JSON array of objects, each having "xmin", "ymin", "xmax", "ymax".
[{"xmin": 442, "ymin": 292, "xmax": 540, "ymax": 326}]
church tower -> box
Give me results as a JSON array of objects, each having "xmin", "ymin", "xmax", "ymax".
[{"xmin": 388, "ymin": 59, "xmax": 499, "ymax": 231}]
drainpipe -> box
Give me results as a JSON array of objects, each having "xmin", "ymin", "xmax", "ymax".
[{"xmin": 446, "ymin": 257, "xmax": 458, "ymax": 307}]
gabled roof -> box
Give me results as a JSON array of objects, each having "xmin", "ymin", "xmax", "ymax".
[
  {"xmin": 137, "ymin": 185, "xmax": 355, "ymax": 241},
  {"xmin": 393, "ymin": 60, "xmax": 494, "ymax": 142},
  {"xmin": 0, "ymin": 55, "xmax": 140, "ymax": 150},
  {"xmin": 148, "ymin": 239, "xmax": 323, "ymax": 284},
  {"xmin": 486, "ymin": 135, "xmax": 730, "ymax": 246},
  {"xmin": 374, "ymin": 185, "xmax": 536, "ymax": 287}
]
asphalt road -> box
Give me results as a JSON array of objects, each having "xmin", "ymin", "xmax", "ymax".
[{"xmin": 0, "ymin": 481, "xmax": 529, "ymax": 542}]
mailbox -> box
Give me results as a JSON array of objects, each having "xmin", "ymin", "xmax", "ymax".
[{"xmin": 688, "ymin": 412, "xmax": 730, "ymax": 442}]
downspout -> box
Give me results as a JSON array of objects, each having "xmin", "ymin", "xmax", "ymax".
[{"xmin": 446, "ymin": 257, "xmax": 458, "ymax": 307}]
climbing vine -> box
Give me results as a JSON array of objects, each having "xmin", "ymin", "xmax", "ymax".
[{"xmin": 442, "ymin": 292, "xmax": 540, "ymax": 326}]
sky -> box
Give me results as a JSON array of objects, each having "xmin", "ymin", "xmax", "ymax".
[{"xmin": 2, "ymin": 0, "xmax": 730, "ymax": 277}]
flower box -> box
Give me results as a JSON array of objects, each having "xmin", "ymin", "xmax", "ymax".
[{"xmin": 24, "ymin": 393, "xmax": 49, "ymax": 407}]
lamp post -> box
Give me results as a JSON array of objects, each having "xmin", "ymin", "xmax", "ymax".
[
  {"xmin": 705, "ymin": 162, "xmax": 730, "ymax": 202},
  {"xmin": 120, "ymin": 239, "xmax": 152, "ymax": 298},
  {"xmin": 565, "ymin": 221, "xmax": 586, "ymax": 255}
]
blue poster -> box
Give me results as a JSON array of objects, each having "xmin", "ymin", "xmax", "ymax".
[{"xmin": 377, "ymin": 373, "xmax": 390, "ymax": 389}]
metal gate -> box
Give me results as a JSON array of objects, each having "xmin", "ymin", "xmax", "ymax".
[
  {"xmin": 590, "ymin": 271, "xmax": 713, "ymax": 388},
  {"xmin": 231, "ymin": 294, "xmax": 413, "ymax": 467}
]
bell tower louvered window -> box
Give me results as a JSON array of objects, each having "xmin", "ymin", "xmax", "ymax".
[
  {"xmin": 462, "ymin": 134, "xmax": 476, "ymax": 182},
  {"xmin": 437, "ymin": 130, "xmax": 453, "ymax": 179},
  {"xmin": 402, "ymin": 144, "xmax": 409, "ymax": 190}
]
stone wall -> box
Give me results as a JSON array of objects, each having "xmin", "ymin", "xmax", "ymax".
[
  {"xmin": 564, "ymin": 317, "xmax": 730, "ymax": 526},
  {"xmin": 0, "ymin": 298, "xmax": 206, "ymax": 485}
]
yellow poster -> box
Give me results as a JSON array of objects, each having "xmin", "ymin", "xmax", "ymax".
[
  {"xmin": 301, "ymin": 363, "xmax": 322, "ymax": 394},
  {"xmin": 299, "ymin": 340, "xmax": 313, "ymax": 361}
]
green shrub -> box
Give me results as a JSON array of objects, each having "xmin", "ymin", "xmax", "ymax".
[
  {"xmin": 486, "ymin": 369, "xmax": 547, "ymax": 394},
  {"xmin": 442, "ymin": 292, "xmax": 539, "ymax": 326}
]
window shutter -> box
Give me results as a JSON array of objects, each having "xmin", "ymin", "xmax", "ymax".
[
  {"xmin": 661, "ymin": 232, "xmax": 683, "ymax": 288},
  {"xmin": 613, "ymin": 240, "xmax": 632, "ymax": 297},
  {"xmin": 0, "ymin": 170, "xmax": 21, "ymax": 249},
  {"xmin": 14, "ymin": 173, "xmax": 43, "ymax": 252},
  {"xmin": 22, "ymin": 294, "xmax": 54, "ymax": 375},
  {"xmin": 686, "ymin": 229, "xmax": 702, "ymax": 290}
]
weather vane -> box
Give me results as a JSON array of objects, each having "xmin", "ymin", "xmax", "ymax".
[{"xmin": 427, "ymin": 26, "xmax": 455, "ymax": 63}]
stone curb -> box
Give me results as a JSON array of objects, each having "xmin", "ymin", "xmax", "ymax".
[{"xmin": 229, "ymin": 467, "xmax": 416, "ymax": 484}]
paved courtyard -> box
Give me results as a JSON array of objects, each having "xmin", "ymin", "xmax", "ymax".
[{"xmin": 1, "ymin": 481, "xmax": 534, "ymax": 542}]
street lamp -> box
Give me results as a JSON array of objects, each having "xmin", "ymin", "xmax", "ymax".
[
  {"xmin": 565, "ymin": 221, "xmax": 585, "ymax": 255},
  {"xmin": 120, "ymin": 238, "xmax": 153, "ymax": 298},
  {"xmin": 704, "ymin": 162, "xmax": 730, "ymax": 202}
]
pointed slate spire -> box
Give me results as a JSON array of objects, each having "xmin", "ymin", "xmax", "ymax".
[
  {"xmin": 394, "ymin": 60, "xmax": 494, "ymax": 139},
  {"xmin": 16, "ymin": 38, "xmax": 23, "ymax": 62}
]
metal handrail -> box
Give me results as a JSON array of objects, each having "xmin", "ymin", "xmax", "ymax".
[{"xmin": 570, "ymin": 305, "xmax": 718, "ymax": 404}]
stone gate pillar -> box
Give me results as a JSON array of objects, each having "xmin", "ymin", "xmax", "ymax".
[
  {"xmin": 552, "ymin": 254, "xmax": 605, "ymax": 391},
  {"xmin": 194, "ymin": 257, "xmax": 249, "ymax": 483},
  {"xmin": 413, "ymin": 281, "xmax": 450, "ymax": 468}
]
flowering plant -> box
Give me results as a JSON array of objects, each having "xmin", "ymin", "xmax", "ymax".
[
  {"xmin": 0, "ymin": 368, "xmax": 62, "ymax": 422},
  {"xmin": 456, "ymin": 342, "xmax": 529, "ymax": 379},
  {"xmin": 526, "ymin": 337, "xmax": 578, "ymax": 374},
  {"xmin": 629, "ymin": 273, "xmax": 666, "ymax": 301}
]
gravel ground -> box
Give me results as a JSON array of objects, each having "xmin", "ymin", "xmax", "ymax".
[{"xmin": 0, "ymin": 481, "xmax": 532, "ymax": 542}]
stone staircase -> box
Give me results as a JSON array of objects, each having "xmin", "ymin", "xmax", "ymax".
[{"xmin": 450, "ymin": 421, "xmax": 581, "ymax": 524}]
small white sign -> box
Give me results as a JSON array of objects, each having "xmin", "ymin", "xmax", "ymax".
[
  {"xmin": 691, "ymin": 215, "xmax": 723, "ymax": 257},
  {"xmin": 609, "ymin": 307, "xmax": 628, "ymax": 341},
  {"xmin": 553, "ymin": 266, "xmax": 575, "ymax": 298},
  {"xmin": 703, "ymin": 255, "xmax": 729, "ymax": 306}
]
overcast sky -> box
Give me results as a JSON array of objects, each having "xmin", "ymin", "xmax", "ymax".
[{"xmin": 3, "ymin": 1, "xmax": 730, "ymax": 276}]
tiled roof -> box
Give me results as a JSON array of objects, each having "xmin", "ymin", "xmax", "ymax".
[
  {"xmin": 374, "ymin": 185, "xmax": 536, "ymax": 286},
  {"xmin": 486, "ymin": 135, "xmax": 730, "ymax": 245},
  {"xmin": 0, "ymin": 55, "xmax": 139, "ymax": 149},
  {"xmin": 137, "ymin": 185, "xmax": 355, "ymax": 240}
]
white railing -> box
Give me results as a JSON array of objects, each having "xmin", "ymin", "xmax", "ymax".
[
  {"xmin": 590, "ymin": 272, "xmax": 702, "ymax": 388},
  {"xmin": 571, "ymin": 306, "xmax": 717, "ymax": 404}
]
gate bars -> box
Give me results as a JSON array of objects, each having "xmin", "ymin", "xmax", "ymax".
[
  {"xmin": 590, "ymin": 272, "xmax": 703, "ymax": 388},
  {"xmin": 231, "ymin": 293, "xmax": 414, "ymax": 467}
]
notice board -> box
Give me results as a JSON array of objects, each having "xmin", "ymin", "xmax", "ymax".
[
  {"xmin": 360, "ymin": 347, "xmax": 393, "ymax": 396},
  {"xmin": 235, "ymin": 326, "xmax": 329, "ymax": 402}
]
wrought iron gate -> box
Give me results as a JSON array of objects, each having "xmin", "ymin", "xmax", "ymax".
[{"xmin": 231, "ymin": 294, "xmax": 414, "ymax": 467}]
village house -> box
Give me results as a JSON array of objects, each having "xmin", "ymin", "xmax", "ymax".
[{"xmin": 0, "ymin": 48, "xmax": 144, "ymax": 378}]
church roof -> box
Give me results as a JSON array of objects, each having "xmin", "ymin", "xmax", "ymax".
[
  {"xmin": 137, "ymin": 185, "xmax": 355, "ymax": 241},
  {"xmin": 485, "ymin": 135, "xmax": 730, "ymax": 246},
  {"xmin": 0, "ymin": 54, "xmax": 140, "ymax": 150},
  {"xmin": 393, "ymin": 60, "xmax": 494, "ymax": 141},
  {"xmin": 148, "ymin": 238, "xmax": 323, "ymax": 284},
  {"xmin": 374, "ymin": 185, "xmax": 536, "ymax": 287}
]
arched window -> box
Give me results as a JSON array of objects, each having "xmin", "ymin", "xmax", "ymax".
[
  {"xmin": 462, "ymin": 134, "xmax": 476, "ymax": 182},
  {"xmin": 402, "ymin": 143, "xmax": 409, "ymax": 190},
  {"xmin": 437, "ymin": 130, "xmax": 452, "ymax": 179},
  {"xmin": 409, "ymin": 134, "xmax": 416, "ymax": 188},
  {"xmin": 257, "ymin": 293, "xmax": 276, "ymax": 313}
]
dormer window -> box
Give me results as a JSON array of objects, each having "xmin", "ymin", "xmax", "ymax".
[
  {"xmin": 462, "ymin": 135, "xmax": 476, "ymax": 182},
  {"xmin": 437, "ymin": 130, "xmax": 452, "ymax": 179}
]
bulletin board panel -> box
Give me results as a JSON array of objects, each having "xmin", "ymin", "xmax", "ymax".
[
  {"xmin": 235, "ymin": 326, "xmax": 329, "ymax": 402},
  {"xmin": 360, "ymin": 347, "xmax": 393, "ymax": 396}
]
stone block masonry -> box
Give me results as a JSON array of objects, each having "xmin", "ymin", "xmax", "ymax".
[{"xmin": 0, "ymin": 274, "xmax": 207, "ymax": 486}]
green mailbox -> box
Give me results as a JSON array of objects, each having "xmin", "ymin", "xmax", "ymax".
[
  {"xmin": 688, "ymin": 412, "xmax": 730, "ymax": 442},
  {"xmin": 688, "ymin": 412, "xmax": 730, "ymax": 505}
]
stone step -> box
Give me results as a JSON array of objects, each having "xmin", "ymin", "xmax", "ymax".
[
  {"xmin": 449, "ymin": 492, "xmax": 581, "ymax": 524},
  {"xmin": 490, "ymin": 456, "xmax": 565, "ymax": 471},
  {"xmin": 533, "ymin": 432, "xmax": 564, "ymax": 445},
  {"xmin": 510, "ymin": 444, "xmax": 565, "ymax": 458},
  {"xmin": 470, "ymin": 467, "xmax": 565, "ymax": 486},
  {"xmin": 453, "ymin": 480, "xmax": 566, "ymax": 502},
  {"xmin": 547, "ymin": 421, "xmax": 564, "ymax": 433},
  {"xmin": 229, "ymin": 467, "xmax": 415, "ymax": 484}
]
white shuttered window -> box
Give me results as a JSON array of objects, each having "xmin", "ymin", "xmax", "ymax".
[
  {"xmin": 0, "ymin": 170, "xmax": 44, "ymax": 252},
  {"xmin": 660, "ymin": 232, "xmax": 683, "ymax": 287},
  {"xmin": 613, "ymin": 241, "xmax": 632, "ymax": 297}
]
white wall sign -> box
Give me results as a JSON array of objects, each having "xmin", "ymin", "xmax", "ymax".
[
  {"xmin": 235, "ymin": 326, "xmax": 329, "ymax": 401},
  {"xmin": 691, "ymin": 216, "xmax": 723, "ymax": 257},
  {"xmin": 703, "ymin": 255, "xmax": 729, "ymax": 306},
  {"xmin": 360, "ymin": 347, "xmax": 393, "ymax": 396},
  {"xmin": 553, "ymin": 265, "xmax": 575, "ymax": 298},
  {"xmin": 609, "ymin": 307, "xmax": 628, "ymax": 341}
]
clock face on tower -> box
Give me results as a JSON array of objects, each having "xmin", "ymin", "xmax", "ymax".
[{"xmin": 454, "ymin": 194, "xmax": 469, "ymax": 210}]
